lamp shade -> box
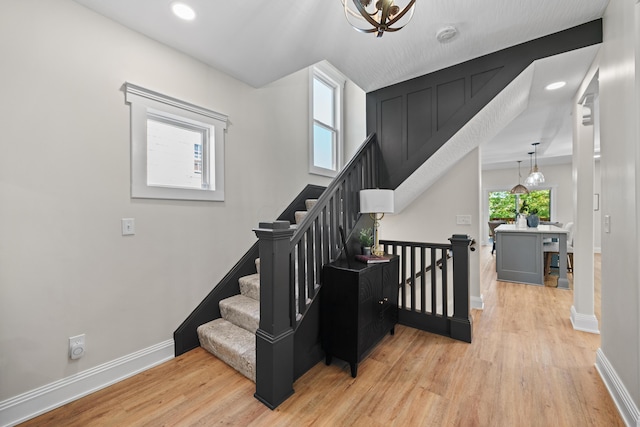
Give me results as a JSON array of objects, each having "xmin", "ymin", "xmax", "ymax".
[
  {"xmin": 509, "ymin": 160, "xmax": 529, "ymax": 195},
  {"xmin": 510, "ymin": 184, "xmax": 529, "ymax": 195},
  {"xmin": 527, "ymin": 142, "xmax": 545, "ymax": 185},
  {"xmin": 360, "ymin": 189, "xmax": 394, "ymax": 214}
]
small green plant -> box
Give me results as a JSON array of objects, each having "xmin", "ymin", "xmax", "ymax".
[
  {"xmin": 359, "ymin": 228, "xmax": 374, "ymax": 247},
  {"xmin": 519, "ymin": 200, "xmax": 529, "ymax": 214},
  {"xmin": 528, "ymin": 207, "xmax": 539, "ymax": 215}
]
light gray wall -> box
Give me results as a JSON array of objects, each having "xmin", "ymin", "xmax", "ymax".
[
  {"xmin": 599, "ymin": 0, "xmax": 640, "ymax": 409},
  {"xmin": 344, "ymin": 80, "xmax": 367, "ymax": 159},
  {"xmin": 0, "ymin": 0, "xmax": 365, "ymax": 401},
  {"xmin": 381, "ymin": 148, "xmax": 482, "ymax": 307}
]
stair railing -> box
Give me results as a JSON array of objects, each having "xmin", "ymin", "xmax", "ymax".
[
  {"xmin": 174, "ymin": 184, "xmax": 325, "ymax": 357},
  {"xmin": 252, "ymin": 133, "xmax": 378, "ymax": 409},
  {"xmin": 289, "ymin": 134, "xmax": 378, "ymax": 326},
  {"xmin": 381, "ymin": 234, "xmax": 474, "ymax": 343}
]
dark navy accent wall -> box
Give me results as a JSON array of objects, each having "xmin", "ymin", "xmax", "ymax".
[{"xmin": 367, "ymin": 20, "xmax": 602, "ymax": 189}]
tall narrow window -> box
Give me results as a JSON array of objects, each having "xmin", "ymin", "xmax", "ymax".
[
  {"xmin": 310, "ymin": 63, "xmax": 345, "ymax": 177},
  {"xmin": 125, "ymin": 83, "xmax": 227, "ymax": 201}
]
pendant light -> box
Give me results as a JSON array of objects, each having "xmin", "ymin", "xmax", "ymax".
[
  {"xmin": 527, "ymin": 142, "xmax": 545, "ymax": 186},
  {"xmin": 510, "ymin": 161, "xmax": 529, "ymax": 195},
  {"xmin": 524, "ymin": 151, "xmax": 536, "ymax": 187}
]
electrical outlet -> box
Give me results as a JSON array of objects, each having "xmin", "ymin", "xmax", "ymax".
[
  {"xmin": 456, "ymin": 215, "xmax": 472, "ymax": 225},
  {"xmin": 121, "ymin": 218, "xmax": 135, "ymax": 236},
  {"xmin": 69, "ymin": 334, "xmax": 86, "ymax": 360}
]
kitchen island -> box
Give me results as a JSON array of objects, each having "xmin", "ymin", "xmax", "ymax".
[{"xmin": 495, "ymin": 224, "xmax": 569, "ymax": 288}]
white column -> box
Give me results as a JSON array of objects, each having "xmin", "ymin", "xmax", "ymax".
[{"xmin": 571, "ymin": 96, "xmax": 599, "ymax": 333}]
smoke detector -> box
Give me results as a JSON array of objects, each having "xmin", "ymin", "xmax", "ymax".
[{"xmin": 436, "ymin": 26, "xmax": 458, "ymax": 43}]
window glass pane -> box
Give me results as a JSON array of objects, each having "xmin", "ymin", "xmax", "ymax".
[
  {"xmin": 488, "ymin": 189, "xmax": 551, "ymax": 221},
  {"xmin": 313, "ymin": 77, "xmax": 334, "ymax": 127},
  {"xmin": 147, "ymin": 118, "xmax": 207, "ymax": 190},
  {"xmin": 313, "ymin": 124, "xmax": 335, "ymax": 170},
  {"xmin": 520, "ymin": 189, "xmax": 551, "ymax": 219},
  {"xmin": 489, "ymin": 191, "xmax": 517, "ymax": 220}
]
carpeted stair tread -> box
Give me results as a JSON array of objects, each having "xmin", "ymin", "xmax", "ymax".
[
  {"xmin": 239, "ymin": 273, "xmax": 260, "ymax": 301},
  {"xmin": 295, "ymin": 211, "xmax": 307, "ymax": 224},
  {"xmin": 219, "ymin": 294, "xmax": 260, "ymax": 333},
  {"xmin": 255, "ymin": 258, "xmax": 260, "ymax": 275},
  {"xmin": 305, "ymin": 199, "xmax": 318, "ymax": 211},
  {"xmin": 197, "ymin": 318, "xmax": 256, "ymax": 382}
]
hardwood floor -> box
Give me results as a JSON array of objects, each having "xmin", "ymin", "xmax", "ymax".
[{"xmin": 21, "ymin": 247, "xmax": 622, "ymax": 426}]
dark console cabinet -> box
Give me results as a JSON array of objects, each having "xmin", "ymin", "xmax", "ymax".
[{"xmin": 321, "ymin": 256, "xmax": 399, "ymax": 377}]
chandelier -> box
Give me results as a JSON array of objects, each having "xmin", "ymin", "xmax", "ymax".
[{"xmin": 343, "ymin": 0, "xmax": 417, "ymax": 37}]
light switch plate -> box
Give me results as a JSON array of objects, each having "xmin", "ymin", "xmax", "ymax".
[{"xmin": 122, "ymin": 218, "xmax": 135, "ymax": 235}]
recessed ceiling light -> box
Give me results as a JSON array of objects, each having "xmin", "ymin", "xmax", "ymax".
[
  {"xmin": 171, "ymin": 2, "xmax": 196, "ymax": 21},
  {"xmin": 545, "ymin": 81, "xmax": 566, "ymax": 91}
]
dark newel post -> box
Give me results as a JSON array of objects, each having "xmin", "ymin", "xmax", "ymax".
[
  {"xmin": 449, "ymin": 234, "xmax": 473, "ymax": 343},
  {"xmin": 253, "ymin": 221, "xmax": 295, "ymax": 409}
]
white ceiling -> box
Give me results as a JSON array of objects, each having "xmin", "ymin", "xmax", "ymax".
[
  {"xmin": 481, "ymin": 45, "xmax": 600, "ymax": 169},
  {"xmin": 72, "ymin": 0, "xmax": 608, "ymax": 167}
]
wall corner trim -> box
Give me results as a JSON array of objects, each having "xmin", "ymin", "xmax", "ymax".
[
  {"xmin": 471, "ymin": 294, "xmax": 485, "ymax": 310},
  {"xmin": 0, "ymin": 339, "xmax": 174, "ymax": 427},
  {"xmin": 570, "ymin": 305, "xmax": 600, "ymax": 334},
  {"xmin": 595, "ymin": 348, "xmax": 640, "ymax": 426}
]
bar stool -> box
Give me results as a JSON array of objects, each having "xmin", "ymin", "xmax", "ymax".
[
  {"xmin": 488, "ymin": 220, "xmax": 506, "ymax": 255},
  {"xmin": 543, "ymin": 222, "xmax": 574, "ymax": 275}
]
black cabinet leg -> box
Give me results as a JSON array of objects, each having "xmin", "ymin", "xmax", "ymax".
[
  {"xmin": 390, "ymin": 326, "xmax": 395, "ymax": 336},
  {"xmin": 350, "ymin": 363, "xmax": 358, "ymax": 378},
  {"xmin": 325, "ymin": 354, "xmax": 332, "ymax": 365}
]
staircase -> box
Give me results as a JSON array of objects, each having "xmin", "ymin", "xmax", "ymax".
[
  {"xmin": 196, "ymin": 199, "xmax": 317, "ymax": 381},
  {"xmin": 179, "ymin": 134, "xmax": 473, "ymax": 409}
]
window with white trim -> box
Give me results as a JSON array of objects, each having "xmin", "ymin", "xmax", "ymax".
[
  {"xmin": 124, "ymin": 83, "xmax": 227, "ymax": 201},
  {"xmin": 310, "ymin": 63, "xmax": 345, "ymax": 177}
]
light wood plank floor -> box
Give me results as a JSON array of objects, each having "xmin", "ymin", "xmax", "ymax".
[{"xmin": 21, "ymin": 247, "xmax": 622, "ymax": 426}]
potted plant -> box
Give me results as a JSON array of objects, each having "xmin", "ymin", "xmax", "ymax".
[
  {"xmin": 359, "ymin": 228, "xmax": 374, "ymax": 255},
  {"xmin": 527, "ymin": 207, "xmax": 540, "ymax": 228}
]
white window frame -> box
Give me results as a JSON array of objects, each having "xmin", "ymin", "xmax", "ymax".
[
  {"xmin": 124, "ymin": 83, "xmax": 227, "ymax": 201},
  {"xmin": 309, "ymin": 62, "xmax": 345, "ymax": 177}
]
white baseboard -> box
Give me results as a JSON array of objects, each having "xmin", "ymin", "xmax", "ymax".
[
  {"xmin": 0, "ymin": 339, "xmax": 174, "ymax": 427},
  {"xmin": 471, "ymin": 294, "xmax": 484, "ymax": 310},
  {"xmin": 570, "ymin": 305, "xmax": 600, "ymax": 334},
  {"xmin": 595, "ymin": 348, "xmax": 640, "ymax": 426}
]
